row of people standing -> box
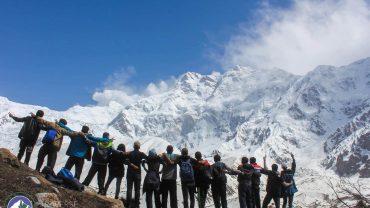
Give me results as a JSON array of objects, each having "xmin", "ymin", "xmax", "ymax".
[{"xmin": 9, "ymin": 110, "xmax": 298, "ymax": 208}]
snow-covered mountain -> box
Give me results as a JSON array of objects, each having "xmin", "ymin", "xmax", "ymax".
[{"xmin": 1, "ymin": 58, "xmax": 370, "ymax": 207}]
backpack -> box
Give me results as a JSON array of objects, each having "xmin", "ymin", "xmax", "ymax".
[
  {"xmin": 180, "ymin": 159, "xmax": 194, "ymax": 182},
  {"xmin": 18, "ymin": 117, "xmax": 38, "ymax": 139},
  {"xmin": 42, "ymin": 129, "xmax": 57, "ymax": 144},
  {"xmin": 57, "ymin": 167, "xmax": 84, "ymax": 191},
  {"xmin": 212, "ymin": 162, "xmax": 227, "ymax": 183},
  {"xmin": 195, "ymin": 160, "xmax": 213, "ymax": 187}
]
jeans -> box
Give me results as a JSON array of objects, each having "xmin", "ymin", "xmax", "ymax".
[
  {"xmin": 181, "ymin": 183, "xmax": 195, "ymax": 208},
  {"xmin": 211, "ymin": 181, "xmax": 227, "ymax": 208},
  {"xmin": 17, "ymin": 139, "xmax": 34, "ymax": 166},
  {"xmin": 252, "ymin": 187, "xmax": 261, "ymax": 208},
  {"xmin": 262, "ymin": 192, "xmax": 280, "ymax": 208},
  {"xmin": 282, "ymin": 195, "xmax": 294, "ymax": 208},
  {"xmin": 197, "ymin": 186, "xmax": 208, "ymax": 208},
  {"xmin": 126, "ymin": 173, "xmax": 141, "ymax": 208},
  {"xmin": 161, "ymin": 179, "xmax": 178, "ymax": 208},
  {"xmin": 104, "ymin": 175, "xmax": 123, "ymax": 199},
  {"xmin": 65, "ymin": 156, "xmax": 85, "ymax": 180},
  {"xmin": 36, "ymin": 143, "xmax": 57, "ymax": 171},
  {"xmin": 146, "ymin": 188, "xmax": 161, "ymax": 208},
  {"xmin": 82, "ymin": 163, "xmax": 107, "ymax": 193}
]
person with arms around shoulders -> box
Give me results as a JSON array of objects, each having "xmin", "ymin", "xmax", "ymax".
[
  {"xmin": 211, "ymin": 154, "xmax": 241, "ymax": 208},
  {"xmin": 177, "ymin": 148, "xmax": 198, "ymax": 208},
  {"xmin": 63, "ymin": 125, "xmax": 96, "ymax": 180},
  {"xmin": 193, "ymin": 151, "xmax": 212, "ymax": 208},
  {"xmin": 9, "ymin": 110, "xmax": 47, "ymax": 166},
  {"xmin": 237, "ymin": 157, "xmax": 254, "ymax": 208},
  {"xmin": 281, "ymin": 153, "xmax": 297, "ymax": 208},
  {"xmin": 250, "ymin": 157, "xmax": 263, "ymax": 208},
  {"xmin": 104, "ymin": 143, "xmax": 137, "ymax": 199},
  {"xmin": 161, "ymin": 145, "xmax": 180, "ymax": 208},
  {"xmin": 142, "ymin": 148, "xmax": 166, "ymax": 208},
  {"xmin": 126, "ymin": 141, "xmax": 148, "ymax": 208},
  {"xmin": 31, "ymin": 115, "xmax": 82, "ymax": 171},
  {"xmin": 82, "ymin": 132, "xmax": 113, "ymax": 195}
]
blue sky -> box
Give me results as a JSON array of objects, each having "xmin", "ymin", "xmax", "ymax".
[
  {"xmin": 1, "ymin": 0, "xmax": 370, "ymax": 110},
  {"xmin": 0, "ymin": 0, "xmax": 271, "ymax": 109}
]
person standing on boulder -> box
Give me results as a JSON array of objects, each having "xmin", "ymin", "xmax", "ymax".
[
  {"xmin": 31, "ymin": 114, "xmax": 82, "ymax": 172},
  {"xmin": 64, "ymin": 125, "xmax": 109, "ymax": 180},
  {"xmin": 9, "ymin": 110, "xmax": 47, "ymax": 166}
]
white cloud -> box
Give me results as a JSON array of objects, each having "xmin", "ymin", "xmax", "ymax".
[
  {"xmin": 221, "ymin": 0, "xmax": 370, "ymax": 74},
  {"xmin": 92, "ymin": 67, "xmax": 176, "ymax": 106}
]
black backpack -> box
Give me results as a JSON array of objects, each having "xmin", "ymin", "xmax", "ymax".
[
  {"xmin": 212, "ymin": 162, "xmax": 227, "ymax": 183},
  {"xmin": 18, "ymin": 117, "xmax": 38, "ymax": 139}
]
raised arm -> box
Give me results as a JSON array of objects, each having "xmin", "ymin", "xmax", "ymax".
[
  {"xmin": 290, "ymin": 153, "xmax": 296, "ymax": 174},
  {"xmin": 263, "ymin": 155, "xmax": 268, "ymax": 170},
  {"xmin": 9, "ymin": 113, "xmax": 28, "ymax": 122}
]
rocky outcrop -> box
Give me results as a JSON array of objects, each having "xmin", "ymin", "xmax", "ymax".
[{"xmin": 0, "ymin": 148, "xmax": 124, "ymax": 208}]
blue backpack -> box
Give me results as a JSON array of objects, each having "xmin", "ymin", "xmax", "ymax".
[
  {"xmin": 180, "ymin": 159, "xmax": 194, "ymax": 182},
  {"xmin": 42, "ymin": 129, "xmax": 57, "ymax": 143},
  {"xmin": 57, "ymin": 167, "xmax": 74, "ymax": 180}
]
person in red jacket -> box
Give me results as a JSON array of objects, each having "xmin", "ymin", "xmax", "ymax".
[{"xmin": 193, "ymin": 151, "xmax": 211, "ymax": 208}]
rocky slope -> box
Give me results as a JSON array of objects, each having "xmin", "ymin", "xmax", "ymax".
[{"xmin": 0, "ymin": 148, "xmax": 123, "ymax": 208}]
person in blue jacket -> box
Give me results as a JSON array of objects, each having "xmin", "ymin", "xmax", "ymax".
[
  {"xmin": 82, "ymin": 132, "xmax": 113, "ymax": 195},
  {"xmin": 63, "ymin": 125, "xmax": 106, "ymax": 180}
]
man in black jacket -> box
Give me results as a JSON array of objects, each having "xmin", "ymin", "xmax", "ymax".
[
  {"xmin": 9, "ymin": 110, "xmax": 46, "ymax": 166},
  {"xmin": 126, "ymin": 141, "xmax": 147, "ymax": 208},
  {"xmin": 211, "ymin": 154, "xmax": 240, "ymax": 208}
]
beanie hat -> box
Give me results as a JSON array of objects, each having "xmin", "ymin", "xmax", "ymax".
[{"xmin": 149, "ymin": 148, "xmax": 157, "ymax": 157}]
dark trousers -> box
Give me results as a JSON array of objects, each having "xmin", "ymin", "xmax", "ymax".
[
  {"xmin": 197, "ymin": 186, "xmax": 208, "ymax": 208},
  {"xmin": 262, "ymin": 193, "xmax": 280, "ymax": 208},
  {"xmin": 238, "ymin": 183, "xmax": 252, "ymax": 208},
  {"xmin": 126, "ymin": 173, "xmax": 141, "ymax": 208},
  {"xmin": 65, "ymin": 156, "xmax": 85, "ymax": 180},
  {"xmin": 252, "ymin": 187, "xmax": 261, "ymax": 208},
  {"xmin": 161, "ymin": 179, "xmax": 178, "ymax": 208},
  {"xmin": 36, "ymin": 143, "xmax": 57, "ymax": 171},
  {"xmin": 82, "ymin": 163, "xmax": 107, "ymax": 193},
  {"xmin": 104, "ymin": 175, "xmax": 123, "ymax": 199},
  {"xmin": 211, "ymin": 182, "xmax": 227, "ymax": 208},
  {"xmin": 181, "ymin": 183, "xmax": 195, "ymax": 208},
  {"xmin": 146, "ymin": 189, "xmax": 161, "ymax": 208},
  {"xmin": 282, "ymin": 195, "xmax": 293, "ymax": 208},
  {"xmin": 18, "ymin": 139, "xmax": 34, "ymax": 166}
]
